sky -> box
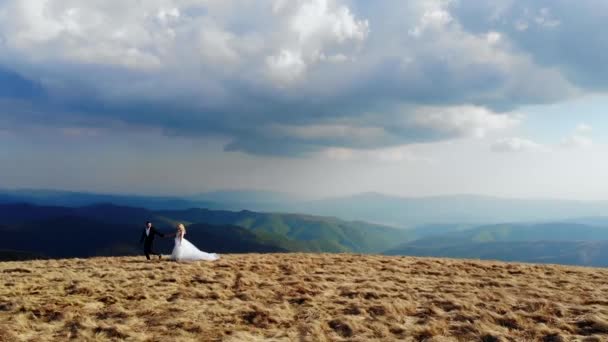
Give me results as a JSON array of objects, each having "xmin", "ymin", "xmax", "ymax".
[{"xmin": 1, "ymin": 0, "xmax": 608, "ymax": 199}]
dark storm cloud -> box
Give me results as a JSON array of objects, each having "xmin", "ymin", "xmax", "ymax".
[
  {"xmin": 0, "ymin": 1, "xmax": 603, "ymax": 156},
  {"xmin": 0, "ymin": 67, "xmax": 45, "ymax": 100}
]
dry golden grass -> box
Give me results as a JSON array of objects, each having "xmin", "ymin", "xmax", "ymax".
[{"xmin": 1, "ymin": 254, "xmax": 608, "ymax": 341}]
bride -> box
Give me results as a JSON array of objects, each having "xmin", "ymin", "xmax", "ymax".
[{"xmin": 170, "ymin": 223, "xmax": 220, "ymax": 262}]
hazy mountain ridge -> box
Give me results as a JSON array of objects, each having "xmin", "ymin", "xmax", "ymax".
[
  {"xmin": 386, "ymin": 240, "xmax": 608, "ymax": 267},
  {"xmin": 0, "ymin": 189, "xmax": 223, "ymax": 211},
  {"xmin": 4, "ymin": 191, "xmax": 608, "ymax": 267},
  {"xmin": 6, "ymin": 188, "xmax": 608, "ymax": 227},
  {"xmin": 299, "ymin": 193, "xmax": 608, "ymax": 227},
  {"xmin": 407, "ymin": 222, "xmax": 608, "ymax": 243},
  {"xmin": 386, "ymin": 222, "xmax": 608, "ymax": 267}
]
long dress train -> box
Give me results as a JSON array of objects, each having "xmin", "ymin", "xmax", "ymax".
[{"xmin": 171, "ymin": 234, "xmax": 220, "ymax": 262}]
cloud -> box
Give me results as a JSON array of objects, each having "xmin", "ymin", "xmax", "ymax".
[
  {"xmin": 320, "ymin": 145, "xmax": 435, "ymax": 164},
  {"xmin": 451, "ymin": 0, "xmax": 608, "ymax": 90},
  {"xmin": 492, "ymin": 120, "xmax": 597, "ymax": 153},
  {"xmin": 491, "ymin": 137, "xmax": 545, "ymax": 153},
  {"xmin": 266, "ymin": 49, "xmax": 307, "ymax": 83},
  {"xmin": 0, "ymin": 67, "xmax": 44, "ymax": 99},
  {"xmin": 408, "ymin": 4, "xmax": 453, "ymax": 37},
  {"xmin": 266, "ymin": 0, "xmax": 369, "ymax": 83},
  {"xmin": 411, "ymin": 106, "xmax": 520, "ymax": 139},
  {"xmin": 271, "ymin": 123, "xmax": 385, "ymax": 141},
  {"xmin": 534, "ymin": 8, "xmax": 561, "ymax": 28},
  {"xmin": 60, "ymin": 126, "xmax": 102, "ymax": 138},
  {"xmin": 286, "ymin": 0, "xmax": 369, "ymax": 44},
  {"xmin": 0, "ymin": 0, "xmax": 604, "ymax": 156},
  {"xmin": 559, "ymin": 123, "xmax": 594, "ymax": 149},
  {"xmin": 561, "ymin": 135, "xmax": 593, "ymax": 149},
  {"xmin": 575, "ymin": 123, "xmax": 592, "ymax": 134},
  {"xmin": 492, "ymin": 122, "xmax": 596, "ymax": 153},
  {"xmin": 221, "ymin": 105, "xmax": 520, "ymax": 155}
]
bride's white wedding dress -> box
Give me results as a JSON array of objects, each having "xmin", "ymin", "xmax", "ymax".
[{"xmin": 171, "ymin": 233, "xmax": 220, "ymax": 262}]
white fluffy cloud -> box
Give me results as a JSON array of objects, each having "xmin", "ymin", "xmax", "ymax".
[
  {"xmin": 272, "ymin": 123, "xmax": 384, "ymax": 141},
  {"xmin": 408, "ymin": 2, "xmax": 453, "ymax": 37},
  {"xmin": 266, "ymin": 49, "xmax": 308, "ymax": 83},
  {"xmin": 0, "ymin": 0, "xmax": 369, "ymax": 82},
  {"xmin": 411, "ymin": 106, "xmax": 520, "ymax": 139},
  {"xmin": 575, "ymin": 123, "xmax": 592, "ymax": 134},
  {"xmin": 492, "ymin": 123, "xmax": 596, "ymax": 153},
  {"xmin": 267, "ymin": 0, "xmax": 369, "ymax": 83},
  {"xmin": 1, "ymin": 0, "xmax": 167, "ymax": 69},
  {"xmin": 560, "ymin": 123, "xmax": 594, "ymax": 149},
  {"xmin": 321, "ymin": 145, "xmax": 434, "ymax": 164},
  {"xmin": 491, "ymin": 137, "xmax": 544, "ymax": 153},
  {"xmin": 561, "ymin": 135, "xmax": 593, "ymax": 149}
]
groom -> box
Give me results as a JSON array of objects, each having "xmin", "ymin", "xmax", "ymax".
[{"xmin": 140, "ymin": 221, "xmax": 165, "ymax": 260}]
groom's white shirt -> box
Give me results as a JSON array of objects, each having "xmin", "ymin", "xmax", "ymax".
[{"xmin": 145, "ymin": 227, "xmax": 150, "ymax": 236}]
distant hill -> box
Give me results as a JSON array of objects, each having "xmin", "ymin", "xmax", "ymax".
[
  {"xmin": 564, "ymin": 216, "xmax": 608, "ymax": 227},
  {"xmin": 186, "ymin": 190, "xmax": 304, "ymax": 211},
  {"xmin": 0, "ymin": 189, "xmax": 302, "ymax": 212},
  {"xmin": 0, "ymin": 216, "xmax": 143, "ymax": 258},
  {"xmin": 0, "ymin": 203, "xmax": 410, "ymax": 260},
  {"xmin": 155, "ymin": 208, "xmax": 410, "ymax": 253},
  {"xmin": 385, "ymin": 222, "xmax": 608, "ymax": 267},
  {"xmin": 185, "ymin": 223, "xmax": 288, "ymax": 254},
  {"xmin": 0, "ymin": 249, "xmax": 43, "ymax": 261},
  {"xmin": 386, "ymin": 240, "xmax": 608, "ymax": 267},
  {"xmin": 409, "ymin": 222, "xmax": 608, "ymax": 244},
  {"xmin": 0, "ymin": 203, "xmax": 75, "ymax": 224},
  {"xmin": 5, "ymin": 200, "xmax": 608, "ymax": 266},
  {"xmin": 405, "ymin": 223, "xmax": 477, "ymax": 239},
  {"xmin": 0, "ymin": 215, "xmax": 285, "ymax": 260},
  {"xmin": 0, "ymin": 189, "xmax": 222, "ymax": 210}
]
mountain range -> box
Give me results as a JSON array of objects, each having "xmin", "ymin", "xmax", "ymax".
[
  {"xmin": 3, "ymin": 189, "xmax": 608, "ymax": 267},
  {"xmin": 4, "ymin": 188, "xmax": 608, "ymax": 227},
  {"xmin": 386, "ymin": 222, "xmax": 608, "ymax": 267}
]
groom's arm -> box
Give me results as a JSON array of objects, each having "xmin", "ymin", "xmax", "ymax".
[
  {"xmin": 139, "ymin": 230, "xmax": 145, "ymax": 244},
  {"xmin": 152, "ymin": 227, "xmax": 165, "ymax": 238}
]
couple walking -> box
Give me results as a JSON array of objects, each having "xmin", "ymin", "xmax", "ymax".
[{"xmin": 139, "ymin": 221, "xmax": 219, "ymax": 262}]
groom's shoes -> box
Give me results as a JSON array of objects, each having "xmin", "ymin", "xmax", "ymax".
[{"xmin": 158, "ymin": 255, "xmax": 162, "ymax": 260}]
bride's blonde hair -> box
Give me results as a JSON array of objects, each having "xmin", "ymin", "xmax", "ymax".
[{"xmin": 177, "ymin": 223, "xmax": 186, "ymax": 234}]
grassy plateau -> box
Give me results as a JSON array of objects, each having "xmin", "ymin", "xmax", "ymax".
[{"xmin": 1, "ymin": 254, "xmax": 607, "ymax": 341}]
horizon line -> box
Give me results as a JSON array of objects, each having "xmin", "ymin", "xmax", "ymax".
[{"xmin": 2, "ymin": 186, "xmax": 608, "ymax": 203}]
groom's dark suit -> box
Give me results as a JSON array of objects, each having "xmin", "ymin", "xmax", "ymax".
[{"xmin": 140, "ymin": 226, "xmax": 165, "ymax": 260}]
